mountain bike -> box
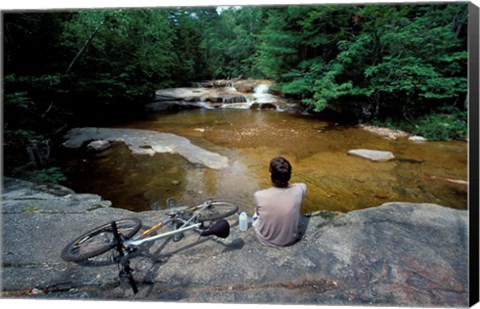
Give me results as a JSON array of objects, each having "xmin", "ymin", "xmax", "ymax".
[{"xmin": 61, "ymin": 199, "xmax": 239, "ymax": 294}]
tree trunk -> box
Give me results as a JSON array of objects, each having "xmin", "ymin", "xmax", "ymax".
[
  {"xmin": 66, "ymin": 18, "xmax": 106, "ymax": 74},
  {"xmin": 373, "ymin": 92, "xmax": 381, "ymax": 118}
]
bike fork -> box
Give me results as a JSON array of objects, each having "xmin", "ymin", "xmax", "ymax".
[{"xmin": 111, "ymin": 221, "xmax": 138, "ymax": 294}]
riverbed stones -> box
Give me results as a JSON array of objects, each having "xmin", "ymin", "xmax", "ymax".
[
  {"xmin": 348, "ymin": 149, "xmax": 395, "ymax": 162},
  {"xmin": 63, "ymin": 127, "xmax": 229, "ymax": 170}
]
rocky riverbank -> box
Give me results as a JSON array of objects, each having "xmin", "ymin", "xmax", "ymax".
[{"xmin": 1, "ymin": 177, "xmax": 469, "ymax": 306}]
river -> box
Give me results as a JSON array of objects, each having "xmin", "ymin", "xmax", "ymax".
[{"xmin": 62, "ymin": 105, "xmax": 468, "ymax": 215}]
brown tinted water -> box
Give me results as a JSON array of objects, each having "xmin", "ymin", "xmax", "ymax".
[{"xmin": 63, "ymin": 108, "xmax": 468, "ymax": 214}]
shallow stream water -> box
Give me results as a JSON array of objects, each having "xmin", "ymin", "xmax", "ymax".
[{"xmin": 63, "ymin": 108, "xmax": 468, "ymax": 214}]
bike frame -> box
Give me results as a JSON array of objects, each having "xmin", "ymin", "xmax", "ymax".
[{"xmin": 123, "ymin": 200, "xmax": 212, "ymax": 247}]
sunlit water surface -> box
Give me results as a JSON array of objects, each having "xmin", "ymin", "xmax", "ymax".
[{"xmin": 63, "ymin": 109, "xmax": 468, "ymax": 214}]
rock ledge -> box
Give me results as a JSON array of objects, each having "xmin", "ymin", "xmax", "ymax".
[
  {"xmin": 63, "ymin": 127, "xmax": 229, "ymax": 169},
  {"xmin": 1, "ymin": 178, "xmax": 469, "ymax": 306}
]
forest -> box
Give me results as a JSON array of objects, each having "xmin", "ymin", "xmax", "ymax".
[{"xmin": 3, "ymin": 3, "xmax": 469, "ymax": 181}]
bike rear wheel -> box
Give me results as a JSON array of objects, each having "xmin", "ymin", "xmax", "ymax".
[
  {"xmin": 61, "ymin": 218, "xmax": 142, "ymax": 262},
  {"xmin": 195, "ymin": 201, "xmax": 238, "ymax": 222}
]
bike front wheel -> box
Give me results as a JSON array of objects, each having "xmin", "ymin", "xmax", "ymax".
[
  {"xmin": 61, "ymin": 218, "xmax": 142, "ymax": 262},
  {"xmin": 195, "ymin": 201, "xmax": 239, "ymax": 222}
]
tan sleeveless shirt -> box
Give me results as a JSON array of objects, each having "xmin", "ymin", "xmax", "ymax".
[{"xmin": 253, "ymin": 183, "xmax": 307, "ymax": 247}]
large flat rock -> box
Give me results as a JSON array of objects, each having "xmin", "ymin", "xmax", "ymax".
[
  {"xmin": 63, "ymin": 127, "xmax": 229, "ymax": 170},
  {"xmin": 348, "ymin": 149, "xmax": 395, "ymax": 162},
  {"xmin": 1, "ymin": 178, "xmax": 469, "ymax": 306}
]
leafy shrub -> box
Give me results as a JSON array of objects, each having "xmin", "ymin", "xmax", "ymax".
[
  {"xmin": 413, "ymin": 110, "xmax": 467, "ymax": 141},
  {"xmin": 370, "ymin": 106, "xmax": 467, "ymax": 141},
  {"xmin": 32, "ymin": 167, "xmax": 67, "ymax": 184}
]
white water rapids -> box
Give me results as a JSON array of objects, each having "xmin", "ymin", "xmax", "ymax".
[{"xmin": 220, "ymin": 83, "xmax": 287, "ymax": 109}]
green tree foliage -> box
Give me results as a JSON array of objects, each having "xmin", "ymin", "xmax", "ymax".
[
  {"xmin": 169, "ymin": 8, "xmax": 210, "ymax": 84},
  {"xmin": 61, "ymin": 9, "xmax": 178, "ymax": 106},
  {"xmin": 199, "ymin": 6, "xmax": 264, "ymax": 79},
  {"xmin": 262, "ymin": 4, "xmax": 467, "ymax": 125},
  {"xmin": 356, "ymin": 4, "xmax": 468, "ymax": 119},
  {"xmin": 257, "ymin": 7, "xmax": 300, "ymax": 79}
]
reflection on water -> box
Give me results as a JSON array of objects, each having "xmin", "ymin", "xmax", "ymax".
[{"xmin": 63, "ymin": 109, "xmax": 468, "ymax": 214}]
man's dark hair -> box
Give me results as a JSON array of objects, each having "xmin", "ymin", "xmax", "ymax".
[{"xmin": 269, "ymin": 156, "xmax": 292, "ymax": 188}]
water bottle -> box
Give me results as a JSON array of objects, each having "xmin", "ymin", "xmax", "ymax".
[{"xmin": 239, "ymin": 212, "xmax": 248, "ymax": 231}]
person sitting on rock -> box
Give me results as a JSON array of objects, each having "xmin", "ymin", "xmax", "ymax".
[{"xmin": 252, "ymin": 156, "xmax": 307, "ymax": 247}]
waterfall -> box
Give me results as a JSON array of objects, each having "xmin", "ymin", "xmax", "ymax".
[
  {"xmin": 220, "ymin": 83, "xmax": 282, "ymax": 110},
  {"xmin": 253, "ymin": 84, "xmax": 276, "ymax": 103},
  {"xmin": 196, "ymin": 97, "xmax": 215, "ymax": 109},
  {"xmin": 254, "ymin": 84, "xmax": 270, "ymax": 94},
  {"xmin": 222, "ymin": 96, "xmax": 247, "ymax": 104}
]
